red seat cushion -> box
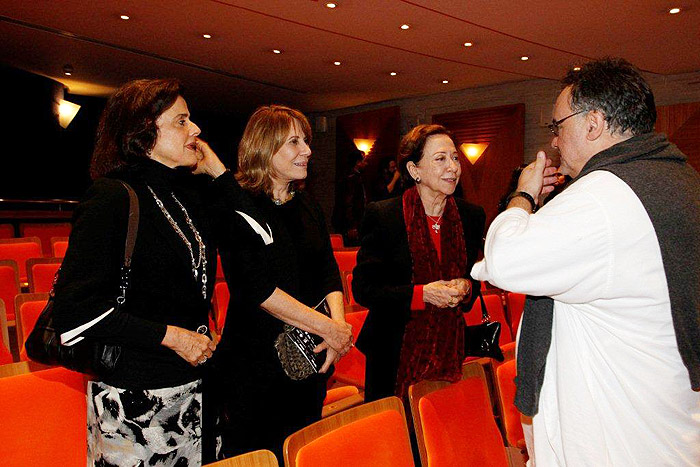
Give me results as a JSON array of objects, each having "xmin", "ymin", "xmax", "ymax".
[
  {"xmin": 0, "ymin": 367, "xmax": 86, "ymax": 466},
  {"xmin": 18, "ymin": 299, "xmax": 48, "ymax": 361},
  {"xmin": 0, "ymin": 241, "xmax": 42, "ymax": 283},
  {"xmin": 296, "ymin": 410, "xmax": 413, "ymax": 467},
  {"xmin": 29, "ymin": 262, "xmax": 61, "ymax": 293},
  {"xmin": 0, "ymin": 264, "xmax": 19, "ymax": 321},
  {"xmin": 496, "ymin": 359, "xmax": 525, "ymax": 447},
  {"xmin": 334, "ymin": 311, "xmax": 366, "ymax": 388},
  {"xmin": 420, "ymin": 378, "xmax": 509, "ymax": 467}
]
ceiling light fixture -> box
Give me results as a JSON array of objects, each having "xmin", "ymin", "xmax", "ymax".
[
  {"xmin": 202, "ymin": 34, "xmax": 212, "ymax": 39},
  {"xmin": 120, "ymin": 15, "xmax": 130, "ymax": 20},
  {"xmin": 272, "ymin": 49, "xmax": 282, "ymax": 54},
  {"xmin": 442, "ymin": 80, "xmax": 449, "ymax": 84},
  {"xmin": 326, "ymin": 2, "xmax": 337, "ymax": 8},
  {"xmin": 400, "ymin": 24, "xmax": 410, "ymax": 30},
  {"xmin": 63, "ymin": 64, "xmax": 73, "ymax": 76},
  {"xmin": 390, "ymin": 72, "xmax": 397, "ymax": 76},
  {"xmin": 520, "ymin": 56, "xmax": 529, "ymax": 61},
  {"xmin": 669, "ymin": 7, "xmax": 681, "ymax": 14},
  {"xmin": 333, "ymin": 61, "xmax": 341, "ymax": 66},
  {"xmin": 463, "ymin": 42, "xmax": 473, "ymax": 47},
  {"xmin": 573, "ymin": 66, "xmax": 581, "ymax": 71}
]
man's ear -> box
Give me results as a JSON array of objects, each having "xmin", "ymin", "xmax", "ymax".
[{"xmin": 586, "ymin": 110, "xmax": 606, "ymax": 141}]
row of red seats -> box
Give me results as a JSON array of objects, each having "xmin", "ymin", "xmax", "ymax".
[
  {"xmin": 0, "ymin": 359, "xmax": 523, "ymax": 466},
  {"xmin": 0, "ymin": 223, "xmax": 71, "ymax": 256}
]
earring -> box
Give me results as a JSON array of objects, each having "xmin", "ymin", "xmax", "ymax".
[{"xmin": 415, "ymin": 176, "xmax": 421, "ymax": 184}]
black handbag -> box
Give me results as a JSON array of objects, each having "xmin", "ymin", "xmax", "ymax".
[
  {"xmin": 464, "ymin": 293, "xmax": 504, "ymax": 362},
  {"xmin": 26, "ymin": 181, "xmax": 139, "ymax": 375},
  {"xmin": 274, "ymin": 298, "xmax": 331, "ymax": 380}
]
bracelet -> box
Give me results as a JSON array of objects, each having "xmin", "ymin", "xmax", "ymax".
[{"xmin": 507, "ymin": 191, "xmax": 537, "ymax": 212}]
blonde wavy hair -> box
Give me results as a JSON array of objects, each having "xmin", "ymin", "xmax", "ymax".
[{"xmin": 236, "ymin": 105, "xmax": 312, "ymax": 196}]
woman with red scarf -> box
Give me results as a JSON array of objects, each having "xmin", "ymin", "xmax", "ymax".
[{"xmin": 353, "ymin": 124, "xmax": 485, "ymax": 401}]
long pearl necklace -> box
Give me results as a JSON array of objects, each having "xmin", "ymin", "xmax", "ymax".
[
  {"xmin": 426, "ymin": 213, "xmax": 443, "ymax": 233},
  {"xmin": 147, "ymin": 186, "xmax": 208, "ymax": 298}
]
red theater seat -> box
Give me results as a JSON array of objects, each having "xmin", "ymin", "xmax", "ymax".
[
  {"xmin": 284, "ymin": 396, "xmax": 413, "ymax": 467},
  {"xmin": 26, "ymin": 257, "xmax": 62, "ymax": 293},
  {"xmin": 329, "ymin": 234, "xmax": 344, "ymax": 250},
  {"xmin": 15, "ymin": 293, "xmax": 49, "ymax": 362},
  {"xmin": 0, "ymin": 300, "xmax": 13, "ymax": 364},
  {"xmin": 0, "ymin": 224, "xmax": 14, "ymax": 239},
  {"xmin": 333, "ymin": 310, "xmax": 366, "ymax": 388},
  {"xmin": 0, "ymin": 237, "xmax": 43, "ymax": 285},
  {"xmin": 19, "ymin": 223, "xmax": 72, "ymax": 257},
  {"xmin": 496, "ymin": 359, "xmax": 526, "ymax": 450},
  {"xmin": 409, "ymin": 364, "xmax": 510, "ymax": 467},
  {"xmin": 0, "ymin": 260, "xmax": 20, "ymax": 324},
  {"xmin": 0, "ymin": 366, "xmax": 87, "ymax": 466},
  {"xmin": 333, "ymin": 249, "xmax": 358, "ymax": 276},
  {"xmin": 50, "ymin": 237, "xmax": 69, "ymax": 258}
]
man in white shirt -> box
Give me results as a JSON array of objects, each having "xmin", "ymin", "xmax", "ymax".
[{"xmin": 472, "ymin": 58, "xmax": 700, "ymax": 466}]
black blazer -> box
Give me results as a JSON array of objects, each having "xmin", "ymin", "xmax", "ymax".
[
  {"xmin": 52, "ymin": 161, "xmax": 218, "ymax": 389},
  {"xmin": 352, "ymin": 195, "xmax": 485, "ymax": 398}
]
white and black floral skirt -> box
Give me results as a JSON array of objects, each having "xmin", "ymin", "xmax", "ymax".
[{"xmin": 87, "ymin": 379, "xmax": 202, "ymax": 467}]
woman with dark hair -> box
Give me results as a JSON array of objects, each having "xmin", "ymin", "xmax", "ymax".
[
  {"xmin": 52, "ymin": 78, "xmax": 220, "ymax": 466},
  {"xmin": 353, "ymin": 124, "xmax": 486, "ymax": 401},
  {"xmin": 214, "ymin": 105, "xmax": 351, "ymax": 460}
]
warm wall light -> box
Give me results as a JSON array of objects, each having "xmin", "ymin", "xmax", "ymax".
[
  {"xmin": 202, "ymin": 34, "xmax": 212, "ymax": 39},
  {"xmin": 463, "ymin": 42, "xmax": 473, "ymax": 47},
  {"xmin": 326, "ymin": 2, "xmax": 337, "ymax": 8},
  {"xmin": 390, "ymin": 72, "xmax": 397, "ymax": 76},
  {"xmin": 520, "ymin": 56, "xmax": 529, "ymax": 61},
  {"xmin": 460, "ymin": 143, "xmax": 488, "ymax": 164},
  {"xmin": 400, "ymin": 24, "xmax": 410, "ymax": 30},
  {"xmin": 272, "ymin": 49, "xmax": 282, "ymax": 54},
  {"xmin": 669, "ymin": 7, "xmax": 681, "ymax": 14},
  {"xmin": 334, "ymin": 61, "xmax": 341, "ymax": 66},
  {"xmin": 58, "ymin": 99, "xmax": 81, "ymax": 129},
  {"xmin": 353, "ymin": 139, "xmax": 376, "ymax": 155},
  {"xmin": 120, "ymin": 15, "xmax": 130, "ymax": 20}
]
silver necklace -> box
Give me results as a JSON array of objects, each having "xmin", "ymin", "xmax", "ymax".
[
  {"xmin": 147, "ymin": 186, "xmax": 208, "ymax": 298},
  {"xmin": 426, "ymin": 212, "xmax": 443, "ymax": 233},
  {"xmin": 273, "ymin": 189, "xmax": 296, "ymax": 206}
]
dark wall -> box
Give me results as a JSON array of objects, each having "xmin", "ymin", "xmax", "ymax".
[{"xmin": 0, "ymin": 66, "xmax": 248, "ymax": 201}]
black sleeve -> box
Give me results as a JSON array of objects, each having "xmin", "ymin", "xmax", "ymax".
[
  {"xmin": 465, "ymin": 203, "xmax": 486, "ymax": 309},
  {"xmin": 307, "ymin": 196, "xmax": 343, "ymax": 298},
  {"xmin": 352, "ymin": 202, "xmax": 413, "ymax": 313},
  {"xmin": 208, "ymin": 172, "xmax": 276, "ymax": 306},
  {"xmin": 52, "ymin": 179, "xmax": 166, "ymax": 349}
]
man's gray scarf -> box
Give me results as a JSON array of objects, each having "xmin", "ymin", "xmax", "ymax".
[{"xmin": 515, "ymin": 132, "xmax": 700, "ymax": 416}]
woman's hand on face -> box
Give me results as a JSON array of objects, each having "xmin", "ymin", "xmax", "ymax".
[
  {"xmin": 192, "ymin": 138, "xmax": 227, "ymax": 178},
  {"xmin": 423, "ymin": 280, "xmax": 465, "ymax": 308},
  {"xmin": 314, "ymin": 342, "xmax": 341, "ymax": 373},
  {"xmin": 161, "ymin": 325, "xmax": 216, "ymax": 366},
  {"xmin": 318, "ymin": 319, "xmax": 353, "ymax": 356}
]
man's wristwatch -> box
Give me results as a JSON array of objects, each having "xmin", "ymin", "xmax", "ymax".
[{"xmin": 507, "ymin": 191, "xmax": 538, "ymax": 212}]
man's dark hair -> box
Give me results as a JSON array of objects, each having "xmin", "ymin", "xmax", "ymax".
[
  {"xmin": 90, "ymin": 78, "xmax": 182, "ymax": 179},
  {"xmin": 563, "ymin": 58, "xmax": 656, "ymax": 136}
]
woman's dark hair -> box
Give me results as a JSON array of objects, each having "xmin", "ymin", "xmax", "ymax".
[
  {"xmin": 90, "ymin": 78, "xmax": 182, "ymax": 179},
  {"xmin": 397, "ymin": 124, "xmax": 458, "ymax": 186},
  {"xmin": 563, "ymin": 57, "xmax": 655, "ymax": 136}
]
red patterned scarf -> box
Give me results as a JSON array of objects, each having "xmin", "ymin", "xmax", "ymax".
[{"xmin": 394, "ymin": 186, "xmax": 467, "ymax": 398}]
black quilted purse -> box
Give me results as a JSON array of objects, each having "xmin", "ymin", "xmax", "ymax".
[
  {"xmin": 464, "ymin": 293, "xmax": 504, "ymax": 361},
  {"xmin": 274, "ymin": 298, "xmax": 331, "ymax": 380},
  {"xmin": 26, "ymin": 181, "xmax": 139, "ymax": 375}
]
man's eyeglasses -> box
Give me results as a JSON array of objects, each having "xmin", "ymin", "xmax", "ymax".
[{"xmin": 547, "ymin": 110, "xmax": 586, "ymax": 136}]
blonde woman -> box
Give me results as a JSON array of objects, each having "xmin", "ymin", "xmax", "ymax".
[{"xmin": 213, "ymin": 105, "xmax": 349, "ymax": 461}]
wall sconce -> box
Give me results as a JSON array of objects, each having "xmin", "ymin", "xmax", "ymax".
[
  {"xmin": 353, "ymin": 138, "xmax": 376, "ymax": 155},
  {"xmin": 460, "ymin": 143, "xmax": 488, "ymax": 164},
  {"xmin": 58, "ymin": 99, "xmax": 81, "ymax": 128}
]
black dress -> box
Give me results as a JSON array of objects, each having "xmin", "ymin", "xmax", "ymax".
[{"xmin": 214, "ymin": 190, "xmax": 343, "ymax": 461}]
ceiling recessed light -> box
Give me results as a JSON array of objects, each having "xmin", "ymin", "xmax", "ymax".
[
  {"xmin": 120, "ymin": 15, "xmax": 130, "ymax": 20},
  {"xmin": 463, "ymin": 42, "xmax": 473, "ymax": 47},
  {"xmin": 272, "ymin": 49, "xmax": 282, "ymax": 54},
  {"xmin": 326, "ymin": 2, "xmax": 337, "ymax": 8},
  {"xmin": 669, "ymin": 7, "xmax": 681, "ymax": 14},
  {"xmin": 442, "ymin": 80, "xmax": 449, "ymax": 84},
  {"xmin": 573, "ymin": 66, "xmax": 581, "ymax": 71},
  {"xmin": 333, "ymin": 61, "xmax": 341, "ymax": 66},
  {"xmin": 63, "ymin": 64, "xmax": 73, "ymax": 76},
  {"xmin": 520, "ymin": 56, "xmax": 529, "ymax": 61},
  {"xmin": 202, "ymin": 34, "xmax": 212, "ymax": 39},
  {"xmin": 390, "ymin": 72, "xmax": 397, "ymax": 76},
  {"xmin": 400, "ymin": 24, "xmax": 410, "ymax": 30}
]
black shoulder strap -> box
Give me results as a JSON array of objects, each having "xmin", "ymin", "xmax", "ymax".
[{"xmin": 117, "ymin": 181, "xmax": 139, "ymax": 268}]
